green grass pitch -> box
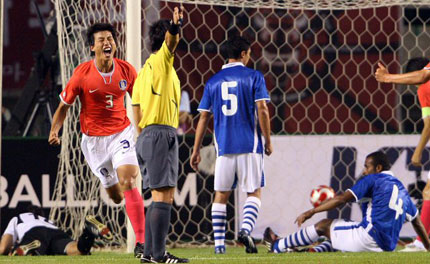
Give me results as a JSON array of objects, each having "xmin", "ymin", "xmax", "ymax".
[{"xmin": 0, "ymin": 245, "xmax": 428, "ymax": 264}]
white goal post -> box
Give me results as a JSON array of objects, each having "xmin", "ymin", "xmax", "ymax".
[
  {"xmin": 51, "ymin": 0, "xmax": 430, "ymax": 250},
  {"xmin": 125, "ymin": 0, "xmax": 141, "ymax": 253}
]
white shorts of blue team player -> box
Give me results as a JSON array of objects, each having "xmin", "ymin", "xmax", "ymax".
[
  {"xmin": 330, "ymin": 219, "xmax": 383, "ymax": 252},
  {"xmin": 214, "ymin": 153, "xmax": 265, "ymax": 192},
  {"xmin": 81, "ymin": 124, "xmax": 139, "ymax": 188}
]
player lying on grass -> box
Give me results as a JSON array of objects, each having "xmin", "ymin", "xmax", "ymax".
[
  {"xmin": 264, "ymin": 151, "xmax": 430, "ymax": 253},
  {"xmin": 376, "ymin": 58, "xmax": 430, "ymax": 251},
  {"xmin": 0, "ymin": 206, "xmax": 112, "ymax": 256}
]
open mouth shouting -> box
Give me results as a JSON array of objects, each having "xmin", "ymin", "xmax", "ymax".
[{"xmin": 103, "ymin": 47, "xmax": 112, "ymax": 57}]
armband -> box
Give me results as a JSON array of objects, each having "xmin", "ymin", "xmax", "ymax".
[{"xmin": 169, "ymin": 23, "xmax": 180, "ymax": 35}]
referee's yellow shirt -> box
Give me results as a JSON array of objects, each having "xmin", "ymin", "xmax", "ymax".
[{"xmin": 132, "ymin": 41, "xmax": 181, "ymax": 129}]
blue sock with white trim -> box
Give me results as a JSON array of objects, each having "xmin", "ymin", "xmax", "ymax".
[
  {"xmin": 240, "ymin": 196, "xmax": 261, "ymax": 235},
  {"xmin": 212, "ymin": 203, "xmax": 227, "ymax": 250},
  {"xmin": 311, "ymin": 240, "xmax": 334, "ymax": 252},
  {"xmin": 273, "ymin": 225, "xmax": 319, "ymax": 253}
]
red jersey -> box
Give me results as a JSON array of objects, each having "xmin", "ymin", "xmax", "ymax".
[
  {"xmin": 418, "ymin": 62, "xmax": 430, "ymax": 108},
  {"xmin": 60, "ymin": 58, "xmax": 137, "ymax": 136}
]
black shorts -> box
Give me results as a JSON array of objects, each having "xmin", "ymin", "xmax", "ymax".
[
  {"xmin": 18, "ymin": 226, "xmax": 73, "ymax": 255},
  {"xmin": 136, "ymin": 125, "xmax": 178, "ymax": 189}
]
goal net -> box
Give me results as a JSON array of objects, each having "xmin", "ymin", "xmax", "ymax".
[{"xmin": 51, "ymin": 0, "xmax": 430, "ymax": 248}]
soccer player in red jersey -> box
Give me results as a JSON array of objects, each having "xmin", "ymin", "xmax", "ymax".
[
  {"xmin": 376, "ymin": 58, "xmax": 430, "ymax": 251},
  {"xmin": 48, "ymin": 23, "xmax": 145, "ymax": 257}
]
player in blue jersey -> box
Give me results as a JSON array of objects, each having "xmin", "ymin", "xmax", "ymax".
[
  {"xmin": 264, "ymin": 151, "xmax": 430, "ymax": 253},
  {"xmin": 190, "ymin": 35, "xmax": 272, "ymax": 254}
]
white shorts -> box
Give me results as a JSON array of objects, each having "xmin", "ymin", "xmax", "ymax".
[
  {"xmin": 330, "ymin": 220, "xmax": 382, "ymax": 252},
  {"xmin": 214, "ymin": 153, "xmax": 265, "ymax": 193},
  {"xmin": 81, "ymin": 124, "xmax": 139, "ymax": 188}
]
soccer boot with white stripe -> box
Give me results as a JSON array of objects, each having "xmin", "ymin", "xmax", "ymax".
[
  {"xmin": 263, "ymin": 227, "xmax": 280, "ymax": 253},
  {"xmin": 85, "ymin": 215, "xmax": 113, "ymax": 241},
  {"xmin": 214, "ymin": 245, "xmax": 226, "ymax": 254},
  {"xmin": 134, "ymin": 242, "xmax": 145, "ymax": 258},
  {"xmin": 151, "ymin": 251, "xmax": 189, "ymax": 263},
  {"xmin": 238, "ymin": 230, "xmax": 258, "ymax": 253},
  {"xmin": 12, "ymin": 240, "xmax": 41, "ymax": 256},
  {"xmin": 400, "ymin": 240, "xmax": 426, "ymax": 252},
  {"xmin": 140, "ymin": 255, "xmax": 154, "ymax": 263}
]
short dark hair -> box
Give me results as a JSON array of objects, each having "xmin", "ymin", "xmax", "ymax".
[
  {"xmin": 87, "ymin": 23, "xmax": 117, "ymax": 55},
  {"xmin": 366, "ymin": 151, "xmax": 391, "ymax": 171},
  {"xmin": 405, "ymin": 57, "xmax": 430, "ymax": 73},
  {"xmin": 225, "ymin": 35, "xmax": 251, "ymax": 60},
  {"xmin": 26, "ymin": 205, "xmax": 45, "ymax": 217},
  {"xmin": 149, "ymin": 19, "xmax": 170, "ymax": 52}
]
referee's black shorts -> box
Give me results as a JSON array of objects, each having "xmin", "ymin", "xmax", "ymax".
[{"xmin": 136, "ymin": 124, "xmax": 178, "ymax": 190}]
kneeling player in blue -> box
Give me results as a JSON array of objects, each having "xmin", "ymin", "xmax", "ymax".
[{"xmin": 264, "ymin": 151, "xmax": 430, "ymax": 253}]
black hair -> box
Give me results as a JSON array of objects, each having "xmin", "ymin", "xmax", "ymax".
[
  {"xmin": 26, "ymin": 205, "xmax": 45, "ymax": 217},
  {"xmin": 149, "ymin": 19, "xmax": 170, "ymax": 52},
  {"xmin": 225, "ymin": 35, "xmax": 251, "ymax": 60},
  {"xmin": 405, "ymin": 57, "xmax": 430, "ymax": 73},
  {"xmin": 366, "ymin": 151, "xmax": 391, "ymax": 171},
  {"xmin": 87, "ymin": 23, "xmax": 117, "ymax": 56}
]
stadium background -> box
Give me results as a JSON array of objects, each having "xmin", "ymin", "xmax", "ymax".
[{"xmin": 2, "ymin": 0, "xmax": 430, "ymax": 251}]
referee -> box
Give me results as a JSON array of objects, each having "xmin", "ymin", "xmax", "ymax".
[{"xmin": 132, "ymin": 6, "xmax": 188, "ymax": 264}]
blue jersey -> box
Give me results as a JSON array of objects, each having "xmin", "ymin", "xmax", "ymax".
[
  {"xmin": 348, "ymin": 171, "xmax": 418, "ymax": 251},
  {"xmin": 198, "ymin": 62, "xmax": 270, "ymax": 156}
]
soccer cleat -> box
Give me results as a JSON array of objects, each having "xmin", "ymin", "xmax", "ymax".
[
  {"xmin": 85, "ymin": 215, "xmax": 113, "ymax": 241},
  {"xmin": 263, "ymin": 227, "xmax": 280, "ymax": 253},
  {"xmin": 11, "ymin": 240, "xmax": 41, "ymax": 256},
  {"xmin": 214, "ymin": 245, "xmax": 226, "ymax": 254},
  {"xmin": 151, "ymin": 251, "xmax": 189, "ymax": 263},
  {"xmin": 134, "ymin": 242, "xmax": 145, "ymax": 258},
  {"xmin": 400, "ymin": 241, "xmax": 426, "ymax": 252},
  {"xmin": 140, "ymin": 255, "xmax": 154, "ymax": 263},
  {"xmin": 238, "ymin": 230, "xmax": 258, "ymax": 254}
]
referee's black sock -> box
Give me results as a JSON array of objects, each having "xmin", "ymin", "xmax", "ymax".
[
  {"xmin": 151, "ymin": 202, "xmax": 172, "ymax": 261},
  {"xmin": 144, "ymin": 203, "xmax": 154, "ymax": 257}
]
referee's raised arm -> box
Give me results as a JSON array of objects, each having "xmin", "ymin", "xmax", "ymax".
[{"xmin": 166, "ymin": 6, "xmax": 184, "ymax": 53}]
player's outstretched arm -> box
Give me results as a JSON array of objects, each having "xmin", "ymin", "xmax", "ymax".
[
  {"xmin": 295, "ymin": 191, "xmax": 354, "ymax": 227},
  {"xmin": 0, "ymin": 234, "xmax": 13, "ymax": 255},
  {"xmin": 190, "ymin": 111, "xmax": 211, "ymax": 171},
  {"xmin": 256, "ymin": 100, "xmax": 272, "ymax": 155},
  {"xmin": 411, "ymin": 216, "xmax": 430, "ymax": 251},
  {"xmin": 49, "ymin": 102, "xmax": 71, "ymax": 145},
  {"xmin": 375, "ymin": 62, "xmax": 430, "ymax": 85},
  {"xmin": 412, "ymin": 117, "xmax": 430, "ymax": 166},
  {"xmin": 165, "ymin": 6, "xmax": 184, "ymax": 53}
]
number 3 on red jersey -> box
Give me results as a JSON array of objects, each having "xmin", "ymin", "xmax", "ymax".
[{"xmin": 106, "ymin": 95, "xmax": 113, "ymax": 108}]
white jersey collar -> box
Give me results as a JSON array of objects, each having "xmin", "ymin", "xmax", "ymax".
[
  {"xmin": 94, "ymin": 59, "xmax": 115, "ymax": 84},
  {"xmin": 222, "ymin": 62, "xmax": 245, "ymax": 69},
  {"xmin": 381, "ymin": 170, "xmax": 394, "ymax": 176}
]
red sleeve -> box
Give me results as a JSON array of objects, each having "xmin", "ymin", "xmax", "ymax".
[{"xmin": 60, "ymin": 66, "xmax": 82, "ymax": 105}]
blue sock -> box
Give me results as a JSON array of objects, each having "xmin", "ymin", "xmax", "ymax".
[
  {"xmin": 212, "ymin": 203, "xmax": 227, "ymax": 249},
  {"xmin": 273, "ymin": 225, "xmax": 319, "ymax": 253},
  {"xmin": 240, "ymin": 196, "xmax": 261, "ymax": 235},
  {"xmin": 311, "ymin": 240, "xmax": 335, "ymax": 252}
]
